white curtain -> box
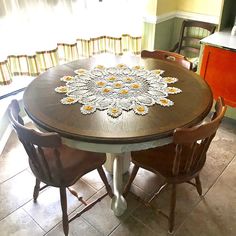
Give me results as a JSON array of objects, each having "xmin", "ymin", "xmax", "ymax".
[
  {"xmin": 0, "ymin": 0, "xmax": 144, "ymax": 57},
  {"xmin": 0, "ymin": 0, "xmax": 145, "ymax": 85}
]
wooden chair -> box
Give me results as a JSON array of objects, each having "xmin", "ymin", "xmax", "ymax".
[
  {"xmin": 8, "ymin": 99, "xmax": 113, "ymax": 236},
  {"xmin": 141, "ymin": 50, "xmax": 192, "ymax": 70},
  {"xmin": 124, "ymin": 97, "xmax": 226, "ymax": 233},
  {"xmin": 171, "ymin": 20, "xmax": 216, "ymax": 71}
]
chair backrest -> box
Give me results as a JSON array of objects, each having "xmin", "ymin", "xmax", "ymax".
[
  {"xmin": 8, "ymin": 99, "xmax": 64, "ymax": 186},
  {"xmin": 176, "ymin": 20, "xmax": 216, "ymax": 58},
  {"xmin": 172, "ymin": 97, "xmax": 226, "ymax": 177},
  {"xmin": 141, "ymin": 50, "xmax": 192, "ymax": 70}
]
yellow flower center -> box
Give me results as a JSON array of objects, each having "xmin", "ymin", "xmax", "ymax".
[
  {"xmin": 168, "ymin": 88, "xmax": 176, "ymax": 93},
  {"xmin": 108, "ymin": 76, "xmax": 116, "ymax": 82},
  {"xmin": 117, "ymin": 64, "xmax": 125, "ymax": 68},
  {"xmin": 132, "ymin": 83, "xmax": 140, "ymax": 89},
  {"xmin": 96, "ymin": 65, "xmax": 105, "ymax": 69},
  {"xmin": 66, "ymin": 97, "xmax": 75, "ymax": 102},
  {"xmin": 103, "ymin": 88, "xmax": 111, "ymax": 93},
  {"xmin": 84, "ymin": 105, "xmax": 93, "ymax": 111},
  {"xmin": 120, "ymin": 89, "xmax": 128, "ymax": 95},
  {"xmin": 125, "ymin": 77, "xmax": 133, "ymax": 82},
  {"xmin": 77, "ymin": 69, "xmax": 86, "ymax": 74},
  {"xmin": 97, "ymin": 81, "xmax": 105, "ymax": 86},
  {"xmin": 111, "ymin": 108, "xmax": 119, "ymax": 113},
  {"xmin": 65, "ymin": 76, "xmax": 73, "ymax": 81},
  {"xmin": 59, "ymin": 87, "xmax": 68, "ymax": 92},
  {"xmin": 153, "ymin": 70, "xmax": 161, "ymax": 74},
  {"xmin": 114, "ymin": 83, "xmax": 122, "ymax": 88},
  {"xmin": 160, "ymin": 99, "xmax": 168, "ymax": 104},
  {"xmin": 137, "ymin": 106, "xmax": 145, "ymax": 112},
  {"xmin": 133, "ymin": 65, "xmax": 141, "ymax": 70}
]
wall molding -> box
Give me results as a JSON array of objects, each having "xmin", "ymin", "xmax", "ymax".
[{"xmin": 143, "ymin": 11, "xmax": 219, "ymax": 25}]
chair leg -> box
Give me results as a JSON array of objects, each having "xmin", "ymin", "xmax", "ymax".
[
  {"xmin": 97, "ymin": 167, "xmax": 113, "ymax": 198},
  {"xmin": 60, "ymin": 187, "xmax": 69, "ymax": 236},
  {"xmin": 123, "ymin": 165, "xmax": 139, "ymax": 198},
  {"xmin": 33, "ymin": 178, "xmax": 40, "ymax": 202},
  {"xmin": 169, "ymin": 184, "xmax": 177, "ymax": 234},
  {"xmin": 195, "ymin": 175, "xmax": 202, "ymax": 196}
]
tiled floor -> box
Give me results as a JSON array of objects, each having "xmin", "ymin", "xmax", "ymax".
[{"xmin": 0, "ymin": 117, "xmax": 236, "ymax": 236}]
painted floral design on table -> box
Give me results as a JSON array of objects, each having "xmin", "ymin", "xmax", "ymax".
[{"xmin": 55, "ymin": 64, "xmax": 182, "ymax": 118}]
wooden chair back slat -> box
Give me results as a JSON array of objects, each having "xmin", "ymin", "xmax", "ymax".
[
  {"xmin": 172, "ymin": 97, "xmax": 226, "ymax": 176},
  {"xmin": 8, "ymin": 100, "xmax": 64, "ymax": 185},
  {"xmin": 177, "ymin": 20, "xmax": 216, "ymax": 56}
]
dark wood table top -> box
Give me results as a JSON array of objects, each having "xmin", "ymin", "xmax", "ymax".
[{"xmin": 23, "ymin": 54, "xmax": 213, "ymax": 144}]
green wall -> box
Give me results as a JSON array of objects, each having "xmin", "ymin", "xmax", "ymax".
[
  {"xmin": 142, "ymin": 17, "xmax": 185, "ymax": 51},
  {"xmin": 154, "ymin": 18, "xmax": 176, "ymax": 50}
]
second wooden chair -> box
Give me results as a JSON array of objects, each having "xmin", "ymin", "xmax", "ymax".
[
  {"xmin": 8, "ymin": 99, "xmax": 113, "ymax": 236},
  {"xmin": 124, "ymin": 97, "xmax": 226, "ymax": 233}
]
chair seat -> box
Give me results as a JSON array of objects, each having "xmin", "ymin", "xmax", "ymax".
[
  {"xmin": 34, "ymin": 144, "xmax": 106, "ymax": 186},
  {"xmin": 132, "ymin": 143, "xmax": 205, "ymax": 182},
  {"xmin": 187, "ymin": 56, "xmax": 199, "ymax": 70}
]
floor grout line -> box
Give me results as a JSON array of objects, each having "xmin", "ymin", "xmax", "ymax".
[
  {"xmin": 0, "ymin": 118, "xmax": 236, "ymax": 235},
  {"xmin": 174, "ymin": 153, "xmax": 236, "ymax": 235},
  {"xmin": 21, "ymin": 207, "xmax": 46, "ymax": 234}
]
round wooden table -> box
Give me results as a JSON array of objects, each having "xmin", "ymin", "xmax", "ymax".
[{"xmin": 23, "ymin": 54, "xmax": 213, "ymax": 216}]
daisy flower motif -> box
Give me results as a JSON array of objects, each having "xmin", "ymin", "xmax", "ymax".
[
  {"xmin": 60, "ymin": 76, "xmax": 74, "ymax": 83},
  {"xmin": 132, "ymin": 65, "xmax": 144, "ymax": 70},
  {"xmin": 123, "ymin": 77, "xmax": 134, "ymax": 83},
  {"xmin": 151, "ymin": 69, "xmax": 165, "ymax": 75},
  {"xmin": 119, "ymin": 88, "xmax": 129, "ymax": 95},
  {"xmin": 133, "ymin": 104, "xmax": 148, "ymax": 115},
  {"xmin": 96, "ymin": 80, "xmax": 107, "ymax": 87},
  {"xmin": 117, "ymin": 64, "xmax": 127, "ymax": 68},
  {"xmin": 131, "ymin": 83, "xmax": 141, "ymax": 89},
  {"xmin": 95, "ymin": 65, "xmax": 105, "ymax": 70},
  {"xmin": 113, "ymin": 82, "xmax": 123, "ymax": 89},
  {"xmin": 60, "ymin": 96, "xmax": 78, "ymax": 105},
  {"xmin": 156, "ymin": 98, "xmax": 174, "ymax": 107},
  {"xmin": 162, "ymin": 77, "xmax": 178, "ymax": 84},
  {"xmin": 74, "ymin": 68, "xmax": 87, "ymax": 75},
  {"xmin": 166, "ymin": 87, "xmax": 182, "ymax": 94},
  {"xmin": 106, "ymin": 76, "xmax": 117, "ymax": 82},
  {"xmin": 55, "ymin": 86, "xmax": 69, "ymax": 94},
  {"xmin": 102, "ymin": 87, "xmax": 113, "ymax": 94},
  {"xmin": 107, "ymin": 106, "xmax": 122, "ymax": 118},
  {"xmin": 80, "ymin": 104, "xmax": 96, "ymax": 114}
]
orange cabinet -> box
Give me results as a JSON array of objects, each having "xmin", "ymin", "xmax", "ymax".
[{"xmin": 200, "ymin": 45, "xmax": 236, "ymax": 107}]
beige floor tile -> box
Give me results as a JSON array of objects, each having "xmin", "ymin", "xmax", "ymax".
[
  {"xmin": 130, "ymin": 167, "xmax": 165, "ymax": 195},
  {"xmin": 0, "ymin": 132, "xmax": 28, "ymax": 184},
  {"xmin": 81, "ymin": 188, "xmax": 140, "ymax": 235},
  {"xmin": 132, "ymin": 204, "xmax": 169, "ymax": 235},
  {"xmin": 0, "ymin": 208, "xmax": 44, "ymax": 236},
  {"xmin": 176, "ymin": 155, "xmax": 236, "ymax": 236},
  {"xmin": 0, "ymin": 170, "xmax": 35, "ymax": 220},
  {"xmin": 46, "ymin": 217, "xmax": 102, "ymax": 236},
  {"xmin": 81, "ymin": 169, "xmax": 112, "ymax": 191},
  {"xmin": 110, "ymin": 215, "xmax": 157, "ymax": 236},
  {"xmin": 132, "ymin": 183, "xmax": 202, "ymax": 233},
  {"xmin": 23, "ymin": 180, "xmax": 96, "ymax": 231}
]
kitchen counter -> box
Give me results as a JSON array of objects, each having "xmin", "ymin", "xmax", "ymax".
[{"xmin": 201, "ymin": 29, "xmax": 236, "ymax": 50}]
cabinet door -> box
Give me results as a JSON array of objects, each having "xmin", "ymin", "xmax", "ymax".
[{"xmin": 200, "ymin": 45, "xmax": 236, "ymax": 107}]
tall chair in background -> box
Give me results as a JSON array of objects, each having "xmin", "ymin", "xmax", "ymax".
[
  {"xmin": 141, "ymin": 50, "xmax": 193, "ymax": 70},
  {"xmin": 8, "ymin": 100, "xmax": 113, "ymax": 236},
  {"xmin": 124, "ymin": 97, "xmax": 226, "ymax": 233},
  {"xmin": 171, "ymin": 20, "xmax": 216, "ymax": 71}
]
